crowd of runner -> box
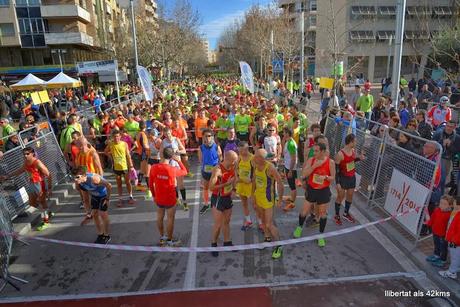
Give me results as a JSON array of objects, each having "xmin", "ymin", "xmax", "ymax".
[{"xmin": 0, "ymin": 76, "xmax": 458, "ymax": 278}]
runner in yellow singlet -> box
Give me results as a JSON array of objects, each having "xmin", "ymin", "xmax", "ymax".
[
  {"xmin": 252, "ymin": 148, "xmax": 284, "ymax": 260},
  {"xmin": 236, "ymin": 141, "xmax": 256, "ymax": 230}
]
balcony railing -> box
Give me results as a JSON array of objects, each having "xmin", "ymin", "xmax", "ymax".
[
  {"xmin": 44, "ymin": 31, "xmax": 93, "ymax": 46},
  {"xmin": 40, "ymin": 4, "xmax": 91, "ymax": 23}
]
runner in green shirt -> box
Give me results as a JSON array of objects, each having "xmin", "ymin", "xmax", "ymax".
[
  {"xmin": 216, "ymin": 113, "xmax": 232, "ymax": 143},
  {"xmin": 234, "ymin": 106, "xmax": 252, "ymax": 143},
  {"xmin": 124, "ymin": 115, "xmax": 140, "ymax": 138}
]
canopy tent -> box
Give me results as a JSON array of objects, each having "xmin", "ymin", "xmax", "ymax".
[
  {"xmin": 10, "ymin": 73, "xmax": 46, "ymax": 91},
  {"xmin": 45, "ymin": 72, "xmax": 82, "ymax": 89}
]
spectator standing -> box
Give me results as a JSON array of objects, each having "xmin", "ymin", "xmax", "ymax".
[
  {"xmin": 356, "ymin": 89, "xmax": 374, "ymax": 123},
  {"xmin": 427, "ymin": 96, "xmax": 452, "ymax": 130},
  {"xmin": 416, "ymin": 110, "xmax": 433, "ymax": 140}
]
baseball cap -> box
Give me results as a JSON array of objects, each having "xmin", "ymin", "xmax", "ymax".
[{"xmin": 440, "ymin": 96, "xmax": 449, "ymax": 104}]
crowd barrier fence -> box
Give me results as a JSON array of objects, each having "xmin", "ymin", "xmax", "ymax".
[{"xmin": 323, "ymin": 114, "xmax": 442, "ymax": 241}]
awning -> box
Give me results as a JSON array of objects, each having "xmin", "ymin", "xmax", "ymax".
[
  {"xmin": 350, "ymin": 31, "xmax": 375, "ymax": 41},
  {"xmin": 10, "ymin": 73, "xmax": 46, "ymax": 91},
  {"xmin": 433, "ymin": 6, "xmax": 453, "ymax": 16},
  {"xmin": 45, "ymin": 72, "xmax": 83, "ymax": 89},
  {"xmin": 377, "ymin": 31, "xmax": 395, "ymax": 40},
  {"xmin": 351, "ymin": 6, "xmax": 377, "ymax": 16},
  {"xmin": 379, "ymin": 6, "xmax": 396, "ymax": 16}
]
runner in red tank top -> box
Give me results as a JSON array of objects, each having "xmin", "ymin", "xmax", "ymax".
[
  {"xmin": 208, "ymin": 150, "xmax": 238, "ymax": 257},
  {"xmin": 0, "ymin": 147, "xmax": 51, "ymax": 230},
  {"xmin": 294, "ymin": 142, "xmax": 335, "ymax": 247},
  {"xmin": 334, "ymin": 134, "xmax": 365, "ymax": 226}
]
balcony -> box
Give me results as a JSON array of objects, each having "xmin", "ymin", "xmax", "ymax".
[
  {"xmin": 44, "ymin": 32, "xmax": 93, "ymax": 46},
  {"xmin": 349, "ymin": 31, "xmax": 375, "ymax": 42},
  {"xmin": 0, "ymin": 35, "xmax": 20, "ymax": 46},
  {"xmin": 404, "ymin": 31, "xmax": 430, "ymax": 40},
  {"xmin": 41, "ymin": 5, "xmax": 91, "ymax": 23},
  {"xmin": 351, "ymin": 6, "xmax": 377, "ymax": 17}
]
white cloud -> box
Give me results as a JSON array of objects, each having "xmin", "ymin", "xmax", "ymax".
[{"xmin": 200, "ymin": 10, "xmax": 246, "ymax": 40}]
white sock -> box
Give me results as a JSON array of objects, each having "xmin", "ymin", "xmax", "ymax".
[
  {"xmin": 245, "ymin": 215, "xmax": 251, "ymax": 223},
  {"xmin": 258, "ymin": 219, "xmax": 262, "ymax": 225}
]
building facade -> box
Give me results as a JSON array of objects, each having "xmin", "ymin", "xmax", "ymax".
[
  {"xmin": 0, "ymin": 0, "xmax": 133, "ymax": 82},
  {"xmin": 280, "ymin": 0, "xmax": 458, "ymax": 82},
  {"xmin": 117, "ymin": 0, "xmax": 157, "ymax": 24}
]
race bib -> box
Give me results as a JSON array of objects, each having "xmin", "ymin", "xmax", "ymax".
[
  {"xmin": 114, "ymin": 156, "xmax": 124, "ymax": 166},
  {"xmin": 346, "ymin": 161, "xmax": 355, "ymax": 172},
  {"xmin": 256, "ymin": 176, "xmax": 264, "ymax": 188},
  {"xmin": 312, "ymin": 174, "xmax": 324, "ymax": 185},
  {"xmin": 240, "ymin": 169, "xmax": 250, "ymax": 180},
  {"xmin": 204, "ymin": 165, "xmax": 213, "ymax": 173},
  {"xmin": 224, "ymin": 183, "xmax": 233, "ymax": 194}
]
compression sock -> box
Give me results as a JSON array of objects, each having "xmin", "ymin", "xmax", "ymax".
[
  {"xmin": 335, "ymin": 202, "xmax": 341, "ymax": 215},
  {"xmin": 180, "ymin": 189, "xmax": 187, "ymax": 201},
  {"xmin": 299, "ymin": 214, "xmax": 307, "ymax": 227},
  {"xmin": 138, "ymin": 173, "xmax": 144, "ymax": 184},
  {"xmin": 344, "ymin": 201, "xmax": 351, "ymax": 214},
  {"xmin": 319, "ymin": 217, "xmax": 327, "ymax": 233},
  {"xmin": 145, "ymin": 177, "xmax": 149, "ymax": 186}
]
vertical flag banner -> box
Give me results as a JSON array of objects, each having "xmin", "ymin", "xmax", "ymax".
[
  {"xmin": 239, "ymin": 61, "xmax": 255, "ymax": 94},
  {"xmin": 137, "ymin": 65, "xmax": 154, "ymax": 101}
]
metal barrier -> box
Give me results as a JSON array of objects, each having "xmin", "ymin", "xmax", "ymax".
[
  {"xmin": 323, "ymin": 113, "xmax": 442, "ymax": 240},
  {"xmin": 0, "ymin": 197, "xmax": 12, "ymax": 292}
]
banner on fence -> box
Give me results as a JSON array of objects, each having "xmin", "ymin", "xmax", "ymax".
[
  {"xmin": 13, "ymin": 187, "xmax": 29, "ymax": 206},
  {"xmin": 137, "ymin": 65, "xmax": 154, "ymax": 102},
  {"xmin": 384, "ymin": 169, "xmax": 430, "ymax": 235}
]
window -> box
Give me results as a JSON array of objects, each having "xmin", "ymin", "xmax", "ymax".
[
  {"xmin": 30, "ymin": 18, "xmax": 44, "ymax": 33},
  {"xmin": 0, "ymin": 0, "xmax": 9, "ymax": 6},
  {"xmin": 308, "ymin": 15, "xmax": 316, "ymax": 27},
  {"xmin": 16, "ymin": 7, "xmax": 29, "ymax": 18},
  {"xmin": 0, "ymin": 23, "xmax": 15, "ymax": 36},
  {"xmin": 28, "ymin": 7, "xmax": 41, "ymax": 17},
  {"xmin": 309, "ymin": 0, "xmax": 317, "ymax": 12},
  {"xmin": 18, "ymin": 19, "xmax": 31, "ymax": 34}
]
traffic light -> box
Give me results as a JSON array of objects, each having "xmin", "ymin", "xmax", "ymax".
[{"xmin": 267, "ymin": 65, "xmax": 273, "ymax": 75}]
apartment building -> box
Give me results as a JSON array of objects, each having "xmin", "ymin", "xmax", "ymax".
[
  {"xmin": 280, "ymin": 0, "xmax": 458, "ymax": 82},
  {"xmin": 118, "ymin": 0, "xmax": 158, "ymax": 24},
  {"xmin": 0, "ymin": 0, "xmax": 131, "ymax": 81}
]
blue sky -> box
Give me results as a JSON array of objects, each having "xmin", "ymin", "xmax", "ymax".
[{"xmin": 160, "ymin": 0, "xmax": 274, "ymax": 50}]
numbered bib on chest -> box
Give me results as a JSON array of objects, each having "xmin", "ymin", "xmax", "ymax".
[
  {"xmin": 256, "ymin": 176, "xmax": 265, "ymax": 188},
  {"xmin": 312, "ymin": 174, "xmax": 325, "ymax": 185},
  {"xmin": 223, "ymin": 183, "xmax": 233, "ymax": 194},
  {"xmin": 346, "ymin": 161, "xmax": 355, "ymax": 172},
  {"xmin": 240, "ymin": 169, "xmax": 250, "ymax": 180}
]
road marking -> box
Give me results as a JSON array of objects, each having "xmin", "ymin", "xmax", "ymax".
[
  {"xmin": 0, "ymin": 271, "xmax": 425, "ymax": 303},
  {"xmin": 138, "ymin": 257, "xmax": 161, "ymax": 292},
  {"xmin": 183, "ymin": 165, "xmax": 200, "ymax": 290},
  {"xmin": 352, "ymin": 209, "xmax": 442, "ymax": 291}
]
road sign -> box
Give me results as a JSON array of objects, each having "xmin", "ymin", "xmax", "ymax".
[{"xmin": 272, "ymin": 59, "xmax": 284, "ymax": 73}]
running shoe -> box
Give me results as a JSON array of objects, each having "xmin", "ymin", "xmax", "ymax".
[
  {"xmin": 166, "ymin": 239, "xmax": 181, "ymax": 247},
  {"xmin": 103, "ymin": 235, "xmax": 111, "ymax": 245},
  {"xmin": 159, "ymin": 236, "xmax": 168, "ymax": 247},
  {"xmin": 182, "ymin": 202, "xmax": 189, "ymax": 211},
  {"xmin": 199, "ymin": 205, "xmax": 210, "ymax": 215},
  {"xmin": 128, "ymin": 196, "xmax": 135, "ymax": 205},
  {"xmin": 426, "ymin": 255, "xmax": 440, "ymax": 262},
  {"xmin": 241, "ymin": 220, "xmax": 253, "ymax": 231},
  {"xmin": 136, "ymin": 184, "xmax": 146, "ymax": 192},
  {"xmin": 317, "ymin": 238, "xmax": 326, "ymax": 247},
  {"xmin": 272, "ymin": 246, "xmax": 283, "ymax": 259},
  {"xmin": 334, "ymin": 214, "xmax": 342, "ymax": 226},
  {"xmin": 48, "ymin": 211, "xmax": 56, "ymax": 218},
  {"xmin": 438, "ymin": 270, "xmax": 457, "ymax": 279},
  {"xmin": 80, "ymin": 214, "xmax": 92, "ymax": 226},
  {"xmin": 36, "ymin": 222, "xmax": 49, "ymax": 231},
  {"xmin": 211, "ymin": 242, "xmax": 218, "ymax": 257},
  {"xmin": 79, "ymin": 202, "xmax": 85, "ymax": 209},
  {"xmin": 343, "ymin": 213, "xmax": 356, "ymax": 223},
  {"xmin": 258, "ymin": 223, "xmax": 265, "ymax": 233},
  {"xmin": 293, "ymin": 226, "xmax": 303, "ymax": 238},
  {"xmin": 94, "ymin": 234, "xmax": 104, "ymax": 244},
  {"xmin": 145, "ymin": 190, "xmax": 152, "ymax": 200},
  {"xmin": 431, "ymin": 259, "xmax": 446, "ymax": 268},
  {"xmin": 283, "ymin": 202, "xmax": 296, "ymax": 212}
]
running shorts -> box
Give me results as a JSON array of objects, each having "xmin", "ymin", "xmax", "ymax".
[
  {"xmin": 337, "ymin": 175, "xmax": 356, "ymax": 190},
  {"xmin": 113, "ymin": 169, "xmax": 127, "ymax": 176},
  {"xmin": 254, "ymin": 192, "xmax": 274, "ymax": 209},
  {"xmin": 31, "ymin": 181, "xmax": 46, "ymax": 195},
  {"xmin": 211, "ymin": 194, "xmax": 233, "ymax": 212},
  {"xmin": 305, "ymin": 185, "xmax": 331, "ymax": 205},
  {"xmin": 201, "ymin": 171, "xmax": 212, "ymax": 181},
  {"xmin": 236, "ymin": 182, "xmax": 252, "ymax": 198},
  {"xmin": 91, "ymin": 196, "xmax": 108, "ymax": 211}
]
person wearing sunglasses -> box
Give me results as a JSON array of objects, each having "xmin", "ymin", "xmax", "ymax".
[
  {"xmin": 73, "ymin": 166, "xmax": 112, "ymax": 244},
  {"xmin": 1, "ymin": 147, "xmax": 51, "ymax": 231}
]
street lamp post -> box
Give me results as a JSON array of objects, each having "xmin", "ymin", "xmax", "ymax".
[
  {"xmin": 391, "ymin": 0, "xmax": 407, "ymax": 108},
  {"xmin": 300, "ymin": 10, "xmax": 305, "ymax": 96},
  {"xmin": 51, "ymin": 49, "xmax": 67, "ymax": 72},
  {"xmin": 130, "ymin": 0, "xmax": 139, "ymax": 83}
]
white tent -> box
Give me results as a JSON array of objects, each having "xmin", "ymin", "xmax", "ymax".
[
  {"xmin": 45, "ymin": 72, "xmax": 82, "ymax": 89},
  {"xmin": 10, "ymin": 73, "xmax": 46, "ymax": 91}
]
